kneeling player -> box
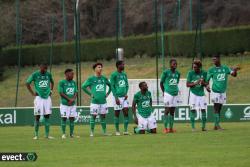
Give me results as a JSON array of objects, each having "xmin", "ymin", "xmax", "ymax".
[
  {"xmin": 58, "ymin": 69, "xmax": 78, "ymax": 139},
  {"xmin": 187, "ymin": 60, "xmax": 210, "ymax": 131},
  {"xmin": 132, "ymin": 82, "xmax": 157, "ymax": 134}
]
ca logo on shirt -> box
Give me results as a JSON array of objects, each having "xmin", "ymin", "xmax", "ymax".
[
  {"xmin": 217, "ymin": 73, "xmax": 225, "ymax": 81},
  {"xmin": 142, "ymin": 101, "xmax": 150, "ymax": 108},
  {"xmin": 96, "ymin": 84, "xmax": 104, "ymax": 91},
  {"xmin": 118, "ymin": 80, "xmax": 126, "ymax": 87},
  {"xmin": 66, "ymin": 88, "xmax": 74, "ymax": 95},
  {"xmin": 169, "ymin": 78, "xmax": 177, "ymax": 85},
  {"xmin": 38, "ymin": 80, "xmax": 49, "ymax": 88}
]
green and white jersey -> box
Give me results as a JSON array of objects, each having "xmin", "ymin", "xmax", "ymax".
[
  {"xmin": 133, "ymin": 91, "xmax": 152, "ymax": 118},
  {"xmin": 207, "ymin": 65, "xmax": 232, "ymax": 93},
  {"xmin": 187, "ymin": 70, "xmax": 207, "ymax": 96},
  {"xmin": 58, "ymin": 79, "xmax": 78, "ymax": 106},
  {"xmin": 160, "ymin": 69, "xmax": 180, "ymax": 96},
  {"xmin": 26, "ymin": 71, "xmax": 54, "ymax": 99},
  {"xmin": 81, "ymin": 75, "xmax": 111, "ymax": 104},
  {"xmin": 110, "ymin": 71, "xmax": 129, "ymax": 98}
]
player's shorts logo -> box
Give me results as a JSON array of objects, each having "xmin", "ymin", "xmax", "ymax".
[
  {"xmin": 243, "ymin": 106, "xmax": 250, "ymax": 118},
  {"xmin": 96, "ymin": 84, "xmax": 104, "ymax": 91}
]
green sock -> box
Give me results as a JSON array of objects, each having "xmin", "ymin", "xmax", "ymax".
[
  {"xmin": 44, "ymin": 118, "xmax": 50, "ymax": 137},
  {"xmin": 34, "ymin": 120, "xmax": 39, "ymax": 137},
  {"xmin": 169, "ymin": 115, "xmax": 174, "ymax": 129},
  {"xmin": 134, "ymin": 127, "xmax": 141, "ymax": 134},
  {"xmin": 164, "ymin": 114, "xmax": 169, "ymax": 128},
  {"xmin": 201, "ymin": 112, "xmax": 207, "ymax": 129},
  {"xmin": 114, "ymin": 116, "xmax": 119, "ymax": 132},
  {"xmin": 218, "ymin": 113, "xmax": 221, "ymax": 127},
  {"xmin": 100, "ymin": 117, "xmax": 106, "ymax": 134},
  {"xmin": 124, "ymin": 116, "xmax": 129, "ymax": 132},
  {"xmin": 190, "ymin": 110, "xmax": 196, "ymax": 129},
  {"xmin": 214, "ymin": 113, "xmax": 219, "ymax": 127},
  {"xmin": 69, "ymin": 120, "xmax": 74, "ymax": 136},
  {"xmin": 90, "ymin": 115, "xmax": 95, "ymax": 133},
  {"xmin": 61, "ymin": 119, "xmax": 66, "ymax": 135}
]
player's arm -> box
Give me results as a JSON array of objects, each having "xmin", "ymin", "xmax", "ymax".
[
  {"xmin": 125, "ymin": 74, "xmax": 129, "ymax": 100},
  {"xmin": 109, "ymin": 74, "xmax": 117, "ymax": 97},
  {"xmin": 160, "ymin": 72, "xmax": 165, "ymax": 95},
  {"xmin": 186, "ymin": 72, "xmax": 199, "ymax": 87},
  {"xmin": 132, "ymin": 100, "xmax": 138, "ymax": 125},
  {"xmin": 106, "ymin": 78, "xmax": 112, "ymax": 97},
  {"xmin": 26, "ymin": 74, "xmax": 36, "ymax": 96},
  {"xmin": 230, "ymin": 67, "xmax": 239, "ymax": 77},
  {"xmin": 81, "ymin": 79, "xmax": 92, "ymax": 96},
  {"xmin": 58, "ymin": 81, "xmax": 71, "ymax": 102}
]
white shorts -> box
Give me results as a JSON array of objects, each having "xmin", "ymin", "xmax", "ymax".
[
  {"xmin": 60, "ymin": 104, "xmax": 77, "ymax": 118},
  {"xmin": 211, "ymin": 92, "xmax": 226, "ymax": 104},
  {"xmin": 34, "ymin": 96, "xmax": 52, "ymax": 116},
  {"xmin": 90, "ymin": 103, "xmax": 108, "ymax": 115},
  {"xmin": 113, "ymin": 96, "xmax": 129, "ymax": 111},
  {"xmin": 164, "ymin": 92, "xmax": 180, "ymax": 107},
  {"xmin": 137, "ymin": 114, "xmax": 157, "ymax": 130},
  {"xmin": 189, "ymin": 92, "xmax": 207, "ymax": 110}
]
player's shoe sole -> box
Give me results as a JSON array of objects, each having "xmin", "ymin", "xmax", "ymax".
[
  {"xmin": 90, "ymin": 132, "xmax": 94, "ymax": 137},
  {"xmin": 115, "ymin": 132, "xmax": 121, "ymax": 136},
  {"xmin": 33, "ymin": 136, "xmax": 38, "ymax": 140},
  {"xmin": 62, "ymin": 134, "xmax": 66, "ymax": 139},
  {"xmin": 123, "ymin": 132, "xmax": 131, "ymax": 135},
  {"xmin": 103, "ymin": 133, "xmax": 112, "ymax": 136},
  {"xmin": 70, "ymin": 135, "xmax": 80, "ymax": 138},
  {"xmin": 46, "ymin": 136, "xmax": 55, "ymax": 139}
]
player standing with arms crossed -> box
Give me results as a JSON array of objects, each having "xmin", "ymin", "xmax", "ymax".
[
  {"xmin": 160, "ymin": 59, "xmax": 180, "ymax": 133},
  {"xmin": 110, "ymin": 60, "xmax": 130, "ymax": 136},
  {"xmin": 82, "ymin": 63, "xmax": 112, "ymax": 137},
  {"xmin": 58, "ymin": 69, "xmax": 78, "ymax": 139},
  {"xmin": 207, "ymin": 55, "xmax": 238, "ymax": 130},
  {"xmin": 26, "ymin": 63, "xmax": 54, "ymax": 140}
]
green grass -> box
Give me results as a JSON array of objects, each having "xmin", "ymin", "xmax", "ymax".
[
  {"xmin": 0, "ymin": 123, "xmax": 250, "ymax": 167},
  {"xmin": 1, "ymin": 54, "xmax": 250, "ymax": 107}
]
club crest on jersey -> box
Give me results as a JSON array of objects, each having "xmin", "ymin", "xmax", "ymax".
[{"xmin": 96, "ymin": 84, "xmax": 104, "ymax": 91}]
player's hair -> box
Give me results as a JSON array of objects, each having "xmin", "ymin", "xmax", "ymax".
[
  {"xmin": 169, "ymin": 58, "xmax": 177, "ymax": 65},
  {"xmin": 193, "ymin": 59, "xmax": 202, "ymax": 68},
  {"xmin": 116, "ymin": 60, "xmax": 124, "ymax": 68},
  {"xmin": 139, "ymin": 81, "xmax": 146, "ymax": 88},
  {"xmin": 64, "ymin": 68, "xmax": 73, "ymax": 74},
  {"xmin": 212, "ymin": 54, "xmax": 220, "ymax": 59},
  {"xmin": 92, "ymin": 62, "xmax": 103, "ymax": 70},
  {"xmin": 40, "ymin": 62, "xmax": 48, "ymax": 66}
]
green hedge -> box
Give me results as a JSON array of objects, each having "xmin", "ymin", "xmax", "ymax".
[{"xmin": 1, "ymin": 26, "xmax": 250, "ymax": 66}]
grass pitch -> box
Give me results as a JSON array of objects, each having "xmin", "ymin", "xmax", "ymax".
[{"xmin": 0, "ymin": 122, "xmax": 249, "ymax": 167}]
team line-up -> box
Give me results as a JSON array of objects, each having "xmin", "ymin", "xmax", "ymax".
[{"xmin": 26, "ymin": 54, "xmax": 239, "ymax": 139}]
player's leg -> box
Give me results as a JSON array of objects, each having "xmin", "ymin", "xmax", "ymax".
[
  {"xmin": 217, "ymin": 103, "xmax": 223, "ymax": 130},
  {"xmin": 122, "ymin": 98, "xmax": 129, "ymax": 134},
  {"xmin": 134, "ymin": 115, "xmax": 146, "ymax": 134},
  {"xmin": 90, "ymin": 103, "xmax": 98, "ymax": 136},
  {"xmin": 114, "ymin": 110, "xmax": 120, "ymax": 135},
  {"xmin": 164, "ymin": 107, "xmax": 170, "ymax": 133},
  {"xmin": 33, "ymin": 96, "xmax": 41, "ymax": 139},
  {"xmin": 169, "ymin": 107, "xmax": 176, "ymax": 132},
  {"xmin": 69, "ymin": 105, "xmax": 77, "ymax": 137},
  {"xmin": 201, "ymin": 109, "xmax": 207, "ymax": 131},
  {"xmin": 44, "ymin": 97, "xmax": 53, "ymax": 139},
  {"xmin": 100, "ymin": 104, "xmax": 109, "ymax": 135},
  {"xmin": 213, "ymin": 103, "xmax": 220, "ymax": 130},
  {"xmin": 189, "ymin": 93, "xmax": 197, "ymax": 131},
  {"xmin": 148, "ymin": 115, "xmax": 157, "ymax": 134},
  {"xmin": 190, "ymin": 109, "xmax": 196, "ymax": 131},
  {"xmin": 60, "ymin": 104, "xmax": 67, "ymax": 138}
]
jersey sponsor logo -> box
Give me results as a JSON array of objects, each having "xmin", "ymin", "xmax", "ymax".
[
  {"xmin": 66, "ymin": 88, "xmax": 74, "ymax": 95},
  {"xmin": 118, "ymin": 80, "xmax": 126, "ymax": 87},
  {"xmin": 142, "ymin": 101, "xmax": 150, "ymax": 108},
  {"xmin": 38, "ymin": 80, "xmax": 49, "ymax": 88},
  {"xmin": 216, "ymin": 73, "xmax": 226, "ymax": 81},
  {"xmin": 96, "ymin": 84, "xmax": 105, "ymax": 91},
  {"xmin": 169, "ymin": 78, "xmax": 178, "ymax": 85}
]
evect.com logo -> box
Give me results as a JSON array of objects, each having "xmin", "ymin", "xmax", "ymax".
[{"xmin": 0, "ymin": 152, "xmax": 37, "ymax": 162}]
